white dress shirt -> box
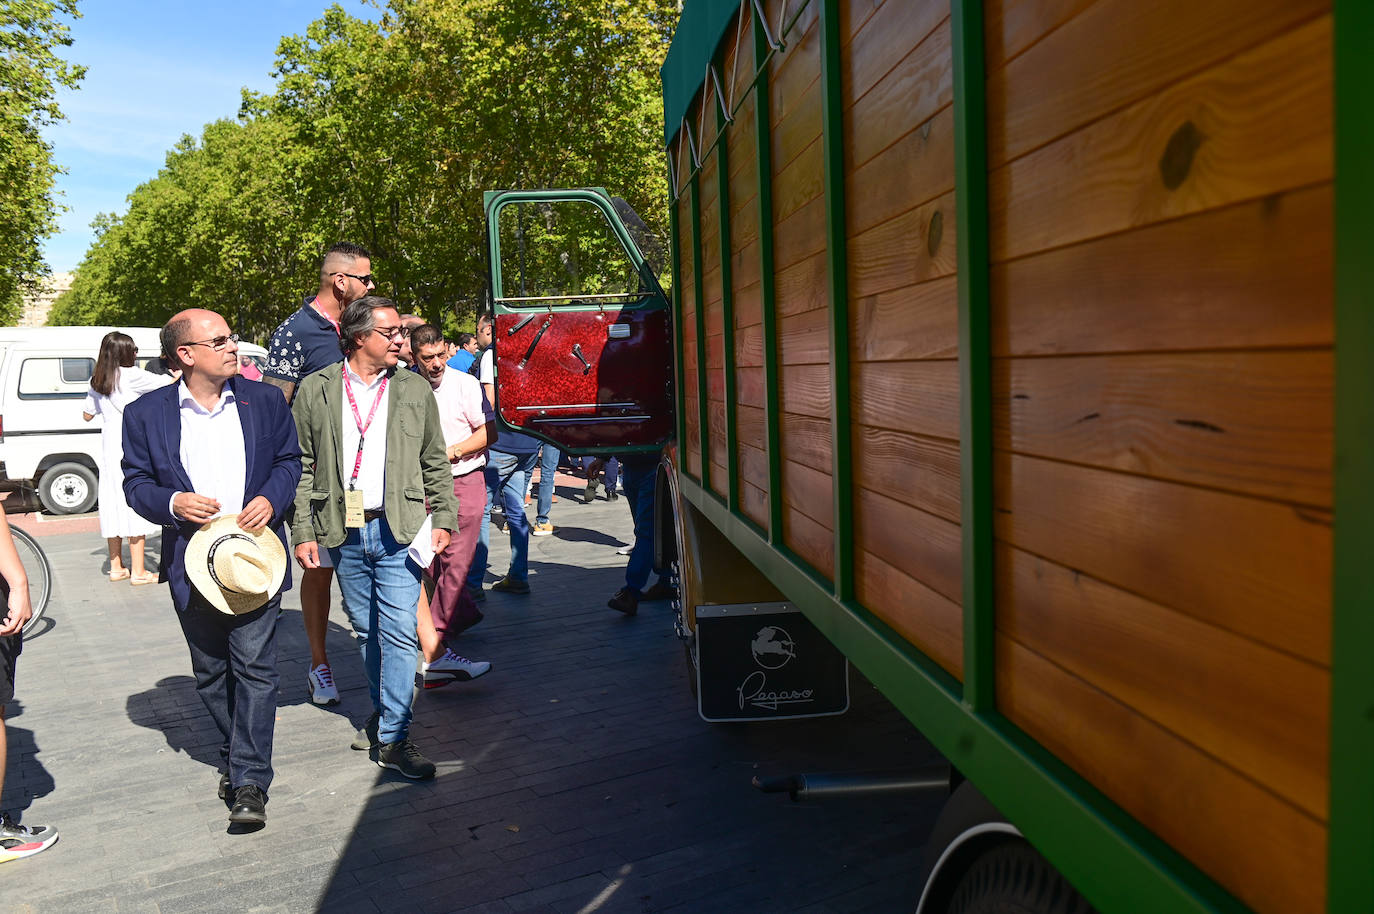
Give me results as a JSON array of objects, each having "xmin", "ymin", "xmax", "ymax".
[
  {"xmin": 341, "ymin": 365, "xmax": 390, "ymax": 511},
  {"xmin": 171, "ymin": 381, "xmax": 246, "ymax": 520}
]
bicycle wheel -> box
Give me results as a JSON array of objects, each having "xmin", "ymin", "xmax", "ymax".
[{"xmin": 10, "ymin": 526, "xmax": 52, "ymax": 636}]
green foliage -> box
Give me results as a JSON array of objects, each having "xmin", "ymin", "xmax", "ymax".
[
  {"xmin": 56, "ymin": 0, "xmax": 676, "ymax": 338},
  {"xmin": 0, "ymin": 0, "xmax": 84, "ymax": 323}
]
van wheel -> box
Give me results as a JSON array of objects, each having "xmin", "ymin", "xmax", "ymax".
[
  {"xmin": 38, "ymin": 462, "xmax": 98, "ymax": 515},
  {"xmin": 946, "ymin": 842, "xmax": 1094, "ymax": 914}
]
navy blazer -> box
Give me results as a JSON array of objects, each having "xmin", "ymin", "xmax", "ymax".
[{"xmin": 121, "ymin": 376, "xmax": 303, "ymax": 612}]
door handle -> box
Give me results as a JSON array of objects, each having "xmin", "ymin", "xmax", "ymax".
[
  {"xmin": 572, "ymin": 343, "xmax": 592, "ymax": 375},
  {"xmin": 607, "ymin": 323, "xmax": 631, "ymax": 340},
  {"xmin": 518, "ymin": 318, "xmax": 552, "ymax": 369}
]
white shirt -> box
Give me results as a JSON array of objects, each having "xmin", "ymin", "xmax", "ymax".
[
  {"xmin": 478, "ymin": 347, "xmax": 494, "ymax": 386},
  {"xmin": 429, "ymin": 367, "xmax": 495, "ymax": 476},
  {"xmin": 341, "ymin": 365, "xmax": 390, "ymax": 511},
  {"xmin": 172, "ymin": 381, "xmax": 246, "ymax": 520}
]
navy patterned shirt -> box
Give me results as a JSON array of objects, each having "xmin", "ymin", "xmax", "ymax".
[{"xmin": 264, "ymin": 297, "xmax": 343, "ymax": 389}]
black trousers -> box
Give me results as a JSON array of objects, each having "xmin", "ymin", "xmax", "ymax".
[{"xmin": 175, "ymin": 593, "xmax": 280, "ymax": 793}]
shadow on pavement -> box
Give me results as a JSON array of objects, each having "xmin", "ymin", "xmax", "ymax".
[{"xmin": 1, "ymin": 700, "xmax": 55, "ymax": 817}]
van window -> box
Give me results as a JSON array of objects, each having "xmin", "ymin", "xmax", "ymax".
[
  {"xmin": 495, "ymin": 199, "xmax": 641, "ymax": 305},
  {"xmin": 18, "ymin": 357, "xmax": 94, "ymax": 399}
]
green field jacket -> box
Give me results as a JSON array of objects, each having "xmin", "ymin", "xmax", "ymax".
[{"xmin": 289, "ymin": 361, "xmax": 458, "ymax": 549}]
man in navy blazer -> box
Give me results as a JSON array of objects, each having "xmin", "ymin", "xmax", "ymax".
[{"xmin": 122, "ymin": 308, "xmax": 301, "ymax": 827}]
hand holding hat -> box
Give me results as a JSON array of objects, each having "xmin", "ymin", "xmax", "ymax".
[{"xmin": 184, "ymin": 514, "xmax": 288, "ymax": 614}]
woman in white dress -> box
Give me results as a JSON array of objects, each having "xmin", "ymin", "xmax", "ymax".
[{"xmin": 82, "ymin": 332, "xmax": 171, "ymax": 584}]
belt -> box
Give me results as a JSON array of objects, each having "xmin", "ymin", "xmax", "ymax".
[{"xmin": 363, "ymin": 509, "xmax": 385, "ymax": 521}]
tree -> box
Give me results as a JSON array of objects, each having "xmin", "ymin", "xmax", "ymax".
[{"xmin": 0, "ymin": 0, "xmax": 84, "ymax": 322}]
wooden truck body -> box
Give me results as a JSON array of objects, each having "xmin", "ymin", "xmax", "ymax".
[{"xmin": 484, "ymin": 0, "xmax": 1371, "ymax": 910}]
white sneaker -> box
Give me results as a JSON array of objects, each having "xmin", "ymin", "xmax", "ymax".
[
  {"xmin": 422, "ymin": 649, "xmax": 491, "ymax": 688},
  {"xmin": 307, "ymin": 663, "xmax": 340, "ymax": 706}
]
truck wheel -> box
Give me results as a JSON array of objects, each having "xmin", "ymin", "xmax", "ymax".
[
  {"xmin": 38, "ymin": 462, "xmax": 98, "ymax": 515},
  {"xmin": 946, "ymin": 842, "xmax": 1094, "ymax": 914}
]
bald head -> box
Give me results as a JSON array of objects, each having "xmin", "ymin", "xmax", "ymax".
[{"xmin": 162, "ymin": 308, "xmax": 218, "ymax": 368}]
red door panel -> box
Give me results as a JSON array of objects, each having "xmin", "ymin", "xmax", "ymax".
[{"xmin": 494, "ymin": 304, "xmax": 673, "ymax": 451}]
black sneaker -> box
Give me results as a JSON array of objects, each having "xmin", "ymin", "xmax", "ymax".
[
  {"xmin": 228, "ymin": 785, "xmax": 267, "ymax": 825},
  {"xmin": 376, "ymin": 739, "xmax": 437, "ymax": 780},
  {"xmin": 218, "ymin": 771, "xmax": 231, "ymax": 802},
  {"xmin": 0, "ymin": 815, "xmax": 58, "ymax": 863},
  {"xmin": 608, "ymin": 588, "xmax": 639, "ymax": 616},
  {"xmin": 350, "ymin": 710, "xmax": 380, "ymax": 751}
]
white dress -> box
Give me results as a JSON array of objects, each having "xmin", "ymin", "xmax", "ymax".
[{"xmin": 83, "ymin": 367, "xmax": 170, "ymax": 538}]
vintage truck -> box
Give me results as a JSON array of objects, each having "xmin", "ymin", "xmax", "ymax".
[{"xmin": 482, "ymin": 0, "xmax": 1367, "ymax": 911}]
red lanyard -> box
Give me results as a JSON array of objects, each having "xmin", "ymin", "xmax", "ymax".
[
  {"xmin": 311, "ymin": 298, "xmax": 341, "ymax": 336},
  {"xmin": 342, "ymin": 370, "xmax": 387, "ymax": 490}
]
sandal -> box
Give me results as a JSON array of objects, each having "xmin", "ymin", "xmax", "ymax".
[
  {"xmin": 109, "ymin": 568, "xmax": 131, "ymax": 582},
  {"xmin": 130, "ymin": 572, "xmax": 158, "ymax": 586}
]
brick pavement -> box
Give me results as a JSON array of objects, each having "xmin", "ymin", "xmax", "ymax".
[{"xmin": 2, "ymin": 478, "xmax": 941, "ymax": 913}]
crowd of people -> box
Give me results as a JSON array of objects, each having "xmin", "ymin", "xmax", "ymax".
[{"xmin": 0, "ymin": 240, "xmax": 675, "ymax": 854}]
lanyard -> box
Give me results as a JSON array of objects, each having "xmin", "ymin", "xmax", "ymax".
[
  {"xmin": 310, "ymin": 298, "xmax": 341, "ymax": 336},
  {"xmin": 343, "ymin": 370, "xmax": 387, "ymax": 490}
]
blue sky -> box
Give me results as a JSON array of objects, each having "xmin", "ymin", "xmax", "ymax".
[{"xmin": 41, "ymin": 0, "xmax": 374, "ymax": 273}]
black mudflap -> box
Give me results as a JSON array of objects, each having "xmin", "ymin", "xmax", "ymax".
[{"xmin": 695, "ymin": 602, "xmax": 850, "ymax": 722}]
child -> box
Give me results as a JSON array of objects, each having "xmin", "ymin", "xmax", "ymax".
[{"xmin": 0, "ymin": 512, "xmax": 58, "ymax": 863}]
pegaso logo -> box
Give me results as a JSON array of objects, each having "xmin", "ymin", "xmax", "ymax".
[{"xmin": 750, "ymin": 625, "xmax": 796, "ymax": 670}]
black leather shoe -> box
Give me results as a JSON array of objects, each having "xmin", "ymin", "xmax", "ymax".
[
  {"xmin": 218, "ymin": 771, "xmax": 230, "ymax": 802},
  {"xmin": 228, "ymin": 785, "xmax": 267, "ymax": 825},
  {"xmin": 608, "ymin": 588, "xmax": 639, "ymax": 616},
  {"xmin": 640, "ymin": 578, "xmax": 674, "ymax": 602}
]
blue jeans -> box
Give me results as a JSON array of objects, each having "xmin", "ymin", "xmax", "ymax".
[
  {"xmin": 483, "ymin": 449, "xmax": 537, "ymax": 581},
  {"xmin": 328, "ymin": 518, "xmax": 420, "ymax": 745},
  {"xmin": 176, "ymin": 593, "xmax": 280, "ymax": 792},
  {"xmin": 536, "ymin": 444, "xmax": 561, "ymax": 525},
  {"xmin": 621, "ymin": 458, "xmax": 659, "ymax": 592}
]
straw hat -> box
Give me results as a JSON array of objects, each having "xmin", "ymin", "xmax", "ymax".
[{"xmin": 184, "ymin": 515, "xmax": 288, "ymax": 615}]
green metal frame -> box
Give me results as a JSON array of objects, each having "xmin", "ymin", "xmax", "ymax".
[
  {"xmin": 752, "ymin": 9, "xmax": 784, "ymax": 542},
  {"xmin": 1329, "ymin": 0, "xmax": 1373, "ymax": 908},
  {"xmin": 715, "ymin": 97, "xmax": 742, "ymax": 513},
  {"xmin": 669, "ymin": 165, "xmax": 691, "ymax": 481},
  {"xmin": 817, "ymin": 0, "xmax": 854, "ymax": 602},
  {"xmin": 951, "ymin": 0, "xmax": 994, "ymax": 713},
  {"xmin": 689, "ymin": 177, "xmax": 711, "ymax": 491}
]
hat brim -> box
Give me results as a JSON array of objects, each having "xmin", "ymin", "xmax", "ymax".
[{"xmin": 183, "ymin": 515, "xmax": 288, "ymax": 615}]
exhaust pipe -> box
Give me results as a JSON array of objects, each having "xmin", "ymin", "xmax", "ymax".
[{"xmin": 752, "ymin": 766, "xmax": 950, "ymax": 801}]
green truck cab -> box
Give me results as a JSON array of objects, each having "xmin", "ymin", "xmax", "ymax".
[{"xmin": 484, "ymin": 1, "xmax": 1370, "ymax": 911}]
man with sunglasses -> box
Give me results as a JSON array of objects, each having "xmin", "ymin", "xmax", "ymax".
[
  {"xmin": 289, "ymin": 296, "xmax": 457, "ymax": 780},
  {"xmin": 122, "ymin": 309, "xmax": 303, "ymax": 826},
  {"xmin": 264, "ymin": 242, "xmax": 375, "ymax": 709}
]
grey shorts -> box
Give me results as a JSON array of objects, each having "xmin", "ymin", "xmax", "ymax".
[{"xmin": 0, "ymin": 633, "xmax": 19, "ymax": 707}]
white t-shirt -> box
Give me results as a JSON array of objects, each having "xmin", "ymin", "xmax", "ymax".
[
  {"xmin": 478, "ymin": 347, "xmax": 494, "ymax": 386},
  {"xmin": 429, "ymin": 367, "xmax": 494, "ymax": 476}
]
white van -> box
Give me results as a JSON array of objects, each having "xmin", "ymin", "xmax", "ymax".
[{"xmin": 0, "ymin": 327, "xmax": 268, "ymax": 514}]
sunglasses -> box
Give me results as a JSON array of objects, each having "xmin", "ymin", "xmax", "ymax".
[
  {"xmin": 332, "ymin": 271, "xmax": 376, "ymax": 286},
  {"xmin": 181, "ymin": 333, "xmax": 240, "ymax": 351}
]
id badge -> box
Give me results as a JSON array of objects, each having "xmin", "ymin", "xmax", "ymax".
[{"xmin": 344, "ymin": 489, "xmax": 366, "ymax": 528}]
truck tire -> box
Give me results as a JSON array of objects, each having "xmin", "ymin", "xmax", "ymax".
[
  {"xmin": 946, "ymin": 842, "xmax": 1095, "ymax": 914},
  {"xmin": 38, "ymin": 462, "xmax": 98, "ymax": 515}
]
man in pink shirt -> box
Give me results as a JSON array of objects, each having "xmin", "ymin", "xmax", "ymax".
[{"xmin": 411, "ymin": 324, "xmax": 496, "ymax": 686}]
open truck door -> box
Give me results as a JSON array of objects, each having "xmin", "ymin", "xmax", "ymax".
[{"xmin": 483, "ymin": 188, "xmax": 673, "ymax": 454}]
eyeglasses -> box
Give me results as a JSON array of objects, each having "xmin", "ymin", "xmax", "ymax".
[
  {"xmin": 332, "ymin": 271, "xmax": 376, "ymax": 286},
  {"xmin": 181, "ymin": 333, "xmax": 240, "ymax": 351},
  {"xmin": 371, "ymin": 326, "xmax": 410, "ymax": 341}
]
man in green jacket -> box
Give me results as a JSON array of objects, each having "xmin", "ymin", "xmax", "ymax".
[{"xmin": 290, "ymin": 296, "xmax": 457, "ymax": 780}]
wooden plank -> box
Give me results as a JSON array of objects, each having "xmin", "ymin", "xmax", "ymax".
[
  {"xmin": 853, "ymin": 427, "xmax": 961, "ymax": 525},
  {"xmin": 726, "ymin": 95, "xmax": 758, "ymax": 181},
  {"xmin": 773, "ymin": 136, "xmax": 825, "ymax": 225},
  {"xmin": 995, "ymin": 350, "xmax": 1333, "ymax": 506},
  {"xmin": 780, "ymin": 413, "xmax": 832, "ymax": 472},
  {"xmin": 848, "ymin": 104, "xmax": 955, "ymax": 240},
  {"xmin": 741, "ymin": 479, "xmax": 769, "ymax": 528},
  {"xmin": 773, "ymin": 195, "xmax": 827, "ymax": 274},
  {"xmin": 991, "ymin": 184, "xmax": 1334, "ymax": 356},
  {"xmin": 990, "ymin": 16, "xmax": 1333, "ymax": 262},
  {"xmin": 737, "ymin": 404, "xmax": 766, "ymax": 452},
  {"xmin": 765, "ymin": 0, "xmax": 820, "ymax": 100},
  {"xmin": 994, "ymin": 452, "xmax": 1331, "ymax": 664},
  {"xmin": 853, "ymin": 274, "xmax": 959, "ymax": 363},
  {"xmin": 998, "ymin": 543, "xmax": 1329, "ymax": 820},
  {"xmin": 984, "ymin": 0, "xmax": 1095, "ymax": 68},
  {"xmin": 775, "ymin": 250, "xmax": 829, "ymax": 319},
  {"xmin": 850, "ymin": 190, "xmax": 957, "ymax": 301},
  {"xmin": 771, "ymin": 78, "xmax": 823, "ymax": 178},
  {"xmin": 852, "ymin": 359, "xmax": 960, "ymax": 440},
  {"xmin": 704, "ymin": 330, "xmax": 724, "ymax": 373},
  {"xmin": 856, "ymin": 547, "xmax": 964, "ymax": 679},
  {"xmin": 779, "ymin": 306, "xmax": 830, "ymax": 366},
  {"xmin": 840, "ymin": 0, "xmax": 886, "ymax": 49},
  {"xmin": 735, "ymin": 315, "xmax": 764, "ymax": 369},
  {"xmin": 784, "ymin": 496, "xmax": 835, "ymax": 580},
  {"xmin": 988, "ymin": 0, "xmax": 1331, "ymax": 167},
  {"xmin": 844, "ymin": 0, "xmax": 944, "ymax": 110},
  {"xmin": 780, "ymin": 365, "xmax": 832, "ymax": 421},
  {"xmin": 856, "ymin": 487, "xmax": 963, "ymax": 604},
  {"xmin": 998, "ymin": 635, "xmax": 1325, "ymax": 914},
  {"xmin": 782, "ymin": 456, "xmax": 835, "ymax": 532},
  {"xmin": 737, "ymin": 365, "xmax": 764, "ymax": 408},
  {"xmin": 846, "ymin": 18, "xmax": 953, "ymax": 171}
]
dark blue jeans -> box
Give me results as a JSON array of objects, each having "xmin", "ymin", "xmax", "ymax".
[
  {"xmin": 175, "ymin": 593, "xmax": 280, "ymax": 793},
  {"xmin": 620, "ymin": 459, "xmax": 660, "ymax": 592}
]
